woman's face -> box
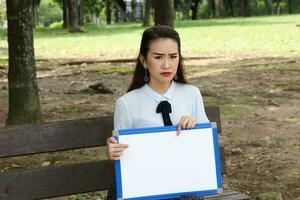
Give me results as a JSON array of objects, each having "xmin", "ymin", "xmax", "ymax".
[{"xmin": 142, "ymin": 38, "xmax": 179, "ymax": 87}]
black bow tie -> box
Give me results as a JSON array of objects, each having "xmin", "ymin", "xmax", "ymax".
[{"xmin": 156, "ymin": 100, "xmax": 173, "ymax": 126}]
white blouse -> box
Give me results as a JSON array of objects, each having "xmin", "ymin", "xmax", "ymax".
[{"xmin": 114, "ymin": 81, "xmax": 209, "ymax": 130}]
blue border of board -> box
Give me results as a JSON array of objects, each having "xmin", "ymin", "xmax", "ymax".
[{"xmin": 114, "ymin": 122, "xmax": 222, "ymax": 200}]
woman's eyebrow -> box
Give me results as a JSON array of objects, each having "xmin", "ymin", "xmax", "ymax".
[{"xmin": 152, "ymin": 52, "xmax": 178, "ymax": 55}]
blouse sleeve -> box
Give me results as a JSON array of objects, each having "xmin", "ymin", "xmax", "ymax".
[
  {"xmin": 194, "ymin": 87, "xmax": 209, "ymax": 123},
  {"xmin": 113, "ymin": 98, "xmax": 132, "ymax": 130}
]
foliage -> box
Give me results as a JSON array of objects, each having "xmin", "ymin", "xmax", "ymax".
[
  {"xmin": 197, "ymin": 1, "xmax": 210, "ymax": 19},
  {"xmin": 0, "ymin": 0, "xmax": 5, "ymax": 25},
  {"xmin": 37, "ymin": 0, "xmax": 62, "ymax": 26},
  {"xmin": 85, "ymin": 0, "xmax": 105, "ymax": 17}
]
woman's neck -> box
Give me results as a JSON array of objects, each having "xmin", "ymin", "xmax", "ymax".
[{"xmin": 148, "ymin": 81, "xmax": 172, "ymax": 95}]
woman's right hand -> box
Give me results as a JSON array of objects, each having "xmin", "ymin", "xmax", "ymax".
[{"xmin": 107, "ymin": 136, "xmax": 129, "ymax": 160}]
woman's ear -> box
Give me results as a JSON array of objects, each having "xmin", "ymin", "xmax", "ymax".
[{"xmin": 139, "ymin": 54, "xmax": 145, "ymax": 66}]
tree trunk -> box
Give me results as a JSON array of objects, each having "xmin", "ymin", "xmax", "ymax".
[
  {"xmin": 111, "ymin": 0, "xmax": 131, "ymax": 22},
  {"xmin": 215, "ymin": 0, "xmax": 225, "ymax": 18},
  {"xmin": 78, "ymin": 0, "xmax": 84, "ymax": 25},
  {"xmin": 6, "ymin": 0, "xmax": 42, "ymax": 126},
  {"xmin": 264, "ymin": 0, "xmax": 273, "ymax": 15},
  {"xmin": 208, "ymin": 0, "xmax": 216, "ymax": 18},
  {"xmin": 68, "ymin": 0, "xmax": 80, "ymax": 32},
  {"xmin": 131, "ymin": 0, "xmax": 137, "ymax": 21},
  {"xmin": 114, "ymin": 6, "xmax": 119, "ymax": 23},
  {"xmin": 153, "ymin": 0, "xmax": 174, "ymax": 27},
  {"xmin": 182, "ymin": 0, "xmax": 192, "ymax": 20},
  {"xmin": 191, "ymin": 0, "xmax": 199, "ymax": 20},
  {"xmin": 63, "ymin": 0, "xmax": 69, "ymax": 28},
  {"xmin": 32, "ymin": 0, "xmax": 36, "ymax": 27},
  {"xmin": 241, "ymin": 0, "xmax": 251, "ymax": 17},
  {"xmin": 106, "ymin": 0, "xmax": 112, "ymax": 24},
  {"xmin": 228, "ymin": 0, "xmax": 234, "ymax": 17},
  {"xmin": 143, "ymin": 0, "xmax": 151, "ymax": 27},
  {"xmin": 275, "ymin": 0, "xmax": 281, "ymax": 15},
  {"xmin": 288, "ymin": 0, "xmax": 292, "ymax": 14}
]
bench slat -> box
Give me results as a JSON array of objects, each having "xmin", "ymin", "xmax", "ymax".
[
  {"xmin": 0, "ymin": 116, "xmax": 113, "ymax": 158},
  {"xmin": 0, "ymin": 160, "xmax": 114, "ymax": 200},
  {"xmin": 0, "ymin": 159, "xmax": 244, "ymax": 200},
  {"xmin": 0, "ymin": 106, "xmax": 221, "ymax": 158}
]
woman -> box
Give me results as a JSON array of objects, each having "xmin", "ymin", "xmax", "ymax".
[{"xmin": 107, "ymin": 25, "xmax": 208, "ymax": 200}]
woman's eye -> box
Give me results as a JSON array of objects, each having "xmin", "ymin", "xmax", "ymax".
[
  {"xmin": 170, "ymin": 55, "xmax": 177, "ymax": 59},
  {"xmin": 155, "ymin": 56, "xmax": 162, "ymax": 59}
]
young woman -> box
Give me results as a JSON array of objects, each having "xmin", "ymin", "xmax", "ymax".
[{"xmin": 106, "ymin": 25, "xmax": 208, "ymax": 200}]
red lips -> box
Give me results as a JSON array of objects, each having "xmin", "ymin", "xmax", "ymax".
[{"xmin": 160, "ymin": 72, "xmax": 172, "ymax": 77}]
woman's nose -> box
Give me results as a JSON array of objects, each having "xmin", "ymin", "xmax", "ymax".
[{"xmin": 162, "ymin": 58, "xmax": 170, "ymax": 69}]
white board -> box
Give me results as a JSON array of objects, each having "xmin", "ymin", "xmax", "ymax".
[{"xmin": 114, "ymin": 123, "xmax": 222, "ymax": 200}]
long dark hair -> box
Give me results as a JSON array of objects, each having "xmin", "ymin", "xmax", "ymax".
[{"xmin": 127, "ymin": 25, "xmax": 187, "ymax": 92}]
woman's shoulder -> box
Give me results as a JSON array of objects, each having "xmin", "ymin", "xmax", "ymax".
[
  {"xmin": 175, "ymin": 82, "xmax": 201, "ymax": 94},
  {"xmin": 116, "ymin": 87, "xmax": 144, "ymax": 105}
]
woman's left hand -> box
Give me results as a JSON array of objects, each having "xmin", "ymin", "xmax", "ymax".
[{"xmin": 177, "ymin": 115, "xmax": 196, "ymax": 136}]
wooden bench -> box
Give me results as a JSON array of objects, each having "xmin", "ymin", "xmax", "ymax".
[{"xmin": 0, "ymin": 106, "xmax": 251, "ymax": 200}]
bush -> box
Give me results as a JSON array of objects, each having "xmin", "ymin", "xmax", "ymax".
[
  {"xmin": 49, "ymin": 21, "xmax": 63, "ymax": 28},
  {"xmin": 198, "ymin": 3, "xmax": 210, "ymax": 19}
]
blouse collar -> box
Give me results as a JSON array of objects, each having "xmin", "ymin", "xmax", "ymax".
[{"xmin": 142, "ymin": 81, "xmax": 176, "ymax": 103}]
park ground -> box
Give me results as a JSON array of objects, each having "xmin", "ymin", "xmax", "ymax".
[{"xmin": 0, "ymin": 15, "xmax": 300, "ymax": 199}]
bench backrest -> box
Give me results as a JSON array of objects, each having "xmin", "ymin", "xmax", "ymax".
[{"xmin": 0, "ymin": 106, "xmax": 224, "ymax": 200}]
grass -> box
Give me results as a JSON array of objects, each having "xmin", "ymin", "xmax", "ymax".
[{"xmin": 0, "ymin": 14, "xmax": 300, "ymax": 59}]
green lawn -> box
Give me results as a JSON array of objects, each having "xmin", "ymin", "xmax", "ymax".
[{"xmin": 0, "ymin": 14, "xmax": 300, "ymax": 59}]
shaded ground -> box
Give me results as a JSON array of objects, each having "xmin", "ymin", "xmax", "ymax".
[{"xmin": 0, "ymin": 55, "xmax": 299, "ymax": 199}]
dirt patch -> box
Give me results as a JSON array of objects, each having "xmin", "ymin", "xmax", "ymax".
[{"xmin": 0, "ymin": 56, "xmax": 299, "ymax": 199}]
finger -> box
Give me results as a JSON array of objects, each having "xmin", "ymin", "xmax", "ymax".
[
  {"xmin": 109, "ymin": 154, "xmax": 121, "ymax": 160},
  {"xmin": 110, "ymin": 151, "xmax": 123, "ymax": 157},
  {"xmin": 186, "ymin": 119, "xmax": 196, "ymax": 129},
  {"xmin": 108, "ymin": 137, "xmax": 118, "ymax": 144},
  {"xmin": 179, "ymin": 116, "xmax": 190, "ymax": 129},
  {"xmin": 109, "ymin": 148, "xmax": 126, "ymax": 160},
  {"xmin": 177, "ymin": 116, "xmax": 188, "ymax": 136},
  {"xmin": 111, "ymin": 156, "xmax": 121, "ymax": 160},
  {"xmin": 176, "ymin": 125, "xmax": 181, "ymax": 136},
  {"xmin": 109, "ymin": 147, "xmax": 128, "ymax": 154},
  {"xmin": 109, "ymin": 143, "xmax": 129, "ymax": 149}
]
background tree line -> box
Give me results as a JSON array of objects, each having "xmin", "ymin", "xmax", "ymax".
[
  {"xmin": 1, "ymin": 0, "xmax": 300, "ymax": 125},
  {"xmin": 1, "ymin": 0, "xmax": 300, "ymax": 30}
]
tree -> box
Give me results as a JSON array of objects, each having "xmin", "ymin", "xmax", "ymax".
[
  {"xmin": 191, "ymin": 0, "xmax": 200, "ymax": 20},
  {"xmin": 241, "ymin": 0, "xmax": 251, "ymax": 17},
  {"xmin": 78, "ymin": 0, "xmax": 84, "ymax": 25},
  {"xmin": 85, "ymin": 0, "xmax": 105, "ymax": 25},
  {"xmin": 208, "ymin": 0, "xmax": 216, "ymax": 18},
  {"xmin": 32, "ymin": 0, "xmax": 41, "ymax": 27},
  {"xmin": 287, "ymin": 0, "xmax": 292, "ymax": 13},
  {"xmin": 63, "ymin": 0, "xmax": 69, "ymax": 28},
  {"xmin": 6, "ymin": 0, "xmax": 42, "ymax": 125},
  {"xmin": 153, "ymin": 0, "xmax": 174, "ymax": 27},
  {"xmin": 106, "ymin": 0, "xmax": 112, "ymax": 24},
  {"xmin": 226, "ymin": 0, "xmax": 234, "ymax": 17},
  {"xmin": 275, "ymin": 0, "xmax": 281, "ymax": 15},
  {"xmin": 181, "ymin": 0, "xmax": 193, "ymax": 20},
  {"xmin": 215, "ymin": 0, "xmax": 225, "ymax": 18},
  {"xmin": 264, "ymin": 0, "xmax": 273, "ymax": 15},
  {"xmin": 143, "ymin": 0, "xmax": 151, "ymax": 27},
  {"xmin": 68, "ymin": 0, "xmax": 80, "ymax": 32}
]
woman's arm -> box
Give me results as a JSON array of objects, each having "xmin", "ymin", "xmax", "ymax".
[{"xmin": 107, "ymin": 98, "xmax": 131, "ymax": 160}]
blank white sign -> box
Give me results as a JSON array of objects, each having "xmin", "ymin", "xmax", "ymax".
[{"xmin": 115, "ymin": 125, "xmax": 221, "ymax": 199}]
